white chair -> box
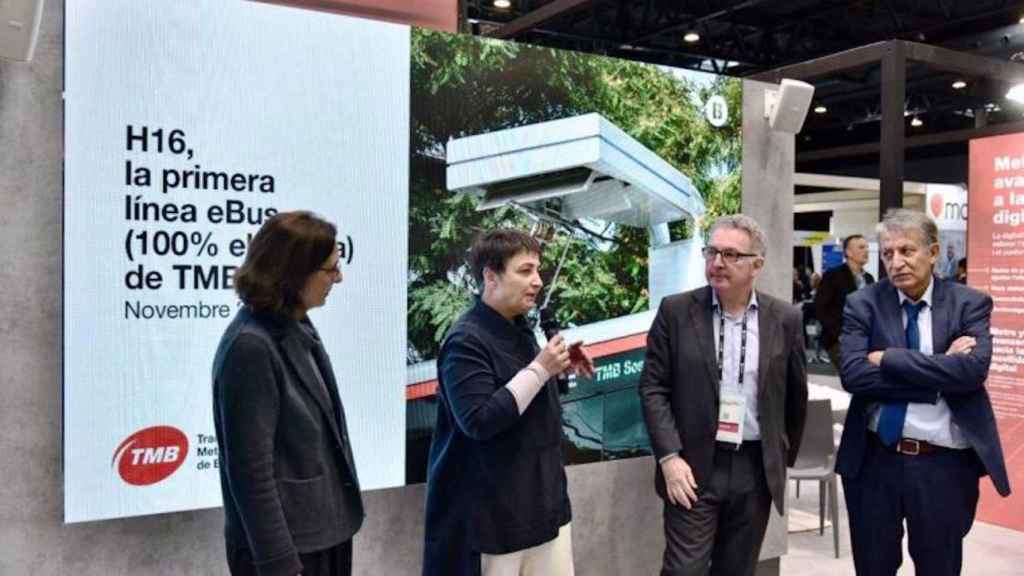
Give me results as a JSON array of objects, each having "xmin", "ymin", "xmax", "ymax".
[{"xmin": 789, "ymin": 398, "xmax": 840, "ymax": 558}]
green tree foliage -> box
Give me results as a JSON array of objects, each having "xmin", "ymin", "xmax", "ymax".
[{"xmin": 408, "ymin": 29, "xmax": 741, "ymax": 362}]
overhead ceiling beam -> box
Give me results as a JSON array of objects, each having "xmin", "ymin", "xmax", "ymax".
[
  {"xmin": 904, "ymin": 41, "xmax": 1024, "ymax": 83},
  {"xmin": 750, "ymin": 40, "xmax": 1024, "ymax": 84},
  {"xmin": 812, "ymin": 73, "xmax": 993, "ymax": 108},
  {"xmin": 748, "ymin": 41, "xmax": 890, "ymax": 83},
  {"xmin": 797, "ymin": 118, "xmax": 1024, "ymax": 163},
  {"xmin": 486, "ymin": 0, "xmax": 595, "ymax": 39},
  {"xmin": 526, "ymin": 27, "xmax": 759, "ymax": 68},
  {"xmin": 625, "ymin": 0, "xmax": 771, "ymax": 46},
  {"xmin": 794, "ymin": 173, "xmax": 929, "ymax": 193}
]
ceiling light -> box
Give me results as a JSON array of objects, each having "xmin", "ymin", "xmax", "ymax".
[
  {"xmin": 813, "ymin": 105, "xmax": 827, "ymax": 114},
  {"xmin": 1019, "ymin": 16, "xmax": 1024, "ymax": 24},
  {"xmin": 952, "ymin": 80, "xmax": 967, "ymax": 90},
  {"xmin": 683, "ymin": 31, "xmax": 701, "ymax": 43},
  {"xmin": 493, "ymin": 0, "xmax": 511, "ymax": 8},
  {"xmin": 911, "ymin": 116, "xmax": 923, "ymax": 127},
  {"xmin": 1008, "ymin": 83, "xmax": 1024, "ymax": 103}
]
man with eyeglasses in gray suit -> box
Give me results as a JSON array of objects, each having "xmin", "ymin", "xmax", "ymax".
[{"xmin": 639, "ymin": 214, "xmax": 808, "ymax": 576}]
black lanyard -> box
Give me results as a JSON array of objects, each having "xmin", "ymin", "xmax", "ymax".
[{"xmin": 716, "ymin": 307, "xmax": 749, "ymax": 389}]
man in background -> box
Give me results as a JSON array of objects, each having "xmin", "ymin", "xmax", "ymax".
[
  {"xmin": 815, "ymin": 234, "xmax": 874, "ymax": 368},
  {"xmin": 942, "ymin": 242, "xmax": 959, "ymax": 278}
]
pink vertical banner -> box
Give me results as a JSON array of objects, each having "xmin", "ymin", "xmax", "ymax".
[{"xmin": 969, "ymin": 132, "xmax": 1024, "ymax": 531}]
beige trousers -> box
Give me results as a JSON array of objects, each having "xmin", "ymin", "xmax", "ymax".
[{"xmin": 480, "ymin": 522, "xmax": 574, "ymax": 576}]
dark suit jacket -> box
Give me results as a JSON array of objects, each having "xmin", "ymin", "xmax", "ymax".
[
  {"xmin": 814, "ymin": 263, "xmax": 875, "ymax": 349},
  {"xmin": 638, "ymin": 286, "xmax": 809, "ymax": 515},
  {"xmin": 423, "ymin": 299, "xmax": 570, "ymax": 576},
  {"xmin": 213, "ymin": 307, "xmax": 365, "ymax": 576},
  {"xmin": 836, "ymin": 277, "xmax": 1010, "ymax": 497}
]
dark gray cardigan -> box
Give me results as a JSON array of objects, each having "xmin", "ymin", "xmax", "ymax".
[{"xmin": 213, "ymin": 306, "xmax": 364, "ymax": 576}]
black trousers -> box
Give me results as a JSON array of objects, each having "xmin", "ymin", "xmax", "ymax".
[
  {"xmin": 228, "ymin": 540, "xmax": 352, "ymax": 576},
  {"xmin": 661, "ymin": 442, "xmax": 772, "ymax": 576},
  {"xmin": 843, "ymin": 433, "xmax": 981, "ymax": 576}
]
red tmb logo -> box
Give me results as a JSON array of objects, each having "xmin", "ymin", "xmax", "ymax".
[{"xmin": 112, "ymin": 426, "xmax": 189, "ymax": 486}]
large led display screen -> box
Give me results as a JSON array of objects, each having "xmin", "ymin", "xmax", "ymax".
[{"xmin": 64, "ymin": 0, "xmax": 741, "ymax": 522}]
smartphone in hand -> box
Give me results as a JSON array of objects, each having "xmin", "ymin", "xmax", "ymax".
[{"xmin": 567, "ymin": 340, "xmax": 596, "ymax": 378}]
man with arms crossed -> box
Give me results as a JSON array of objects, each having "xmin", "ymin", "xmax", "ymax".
[
  {"xmin": 639, "ymin": 214, "xmax": 808, "ymax": 576},
  {"xmin": 423, "ymin": 229, "xmax": 594, "ymax": 576},
  {"xmin": 837, "ymin": 209, "xmax": 1010, "ymax": 575},
  {"xmin": 815, "ymin": 234, "xmax": 875, "ymax": 368}
]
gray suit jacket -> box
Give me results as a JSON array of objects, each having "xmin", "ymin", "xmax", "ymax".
[
  {"xmin": 638, "ymin": 286, "xmax": 809, "ymax": 514},
  {"xmin": 213, "ymin": 307, "xmax": 364, "ymax": 576}
]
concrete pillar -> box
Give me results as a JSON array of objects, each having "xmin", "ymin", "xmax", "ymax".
[
  {"xmin": 739, "ymin": 79, "xmax": 799, "ymax": 576},
  {"xmin": 742, "ymin": 80, "xmax": 796, "ymax": 303}
]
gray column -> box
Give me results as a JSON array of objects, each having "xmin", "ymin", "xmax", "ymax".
[
  {"xmin": 742, "ymin": 80, "xmax": 796, "ymax": 303},
  {"xmin": 738, "ymin": 79, "xmax": 798, "ymax": 576},
  {"xmin": 880, "ymin": 42, "xmax": 907, "ymax": 217}
]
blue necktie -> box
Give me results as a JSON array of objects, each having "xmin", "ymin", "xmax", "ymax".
[{"xmin": 877, "ymin": 300, "xmax": 926, "ymax": 446}]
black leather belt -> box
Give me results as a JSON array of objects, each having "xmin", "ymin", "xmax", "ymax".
[
  {"xmin": 716, "ymin": 440, "xmax": 761, "ymax": 452},
  {"xmin": 870, "ymin": 432, "xmax": 958, "ymax": 456}
]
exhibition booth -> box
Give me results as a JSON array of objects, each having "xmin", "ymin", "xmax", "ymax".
[{"xmin": 1, "ymin": 1, "xmax": 1023, "ymax": 574}]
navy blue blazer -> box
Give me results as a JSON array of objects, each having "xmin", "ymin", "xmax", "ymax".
[
  {"xmin": 836, "ymin": 276, "xmax": 1010, "ymax": 497},
  {"xmin": 422, "ymin": 299, "xmax": 570, "ymax": 576}
]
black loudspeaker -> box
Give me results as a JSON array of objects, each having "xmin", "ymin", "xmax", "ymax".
[{"xmin": 0, "ymin": 0, "xmax": 45, "ymax": 62}]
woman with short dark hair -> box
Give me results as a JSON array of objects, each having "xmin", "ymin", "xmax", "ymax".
[
  {"xmin": 213, "ymin": 211, "xmax": 364, "ymax": 576},
  {"xmin": 423, "ymin": 228, "xmax": 594, "ymax": 576}
]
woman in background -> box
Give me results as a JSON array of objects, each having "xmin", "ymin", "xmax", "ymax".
[{"xmin": 212, "ymin": 211, "xmax": 364, "ymax": 576}]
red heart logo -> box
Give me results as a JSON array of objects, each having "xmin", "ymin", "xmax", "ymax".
[{"xmin": 930, "ymin": 193, "xmax": 944, "ymax": 219}]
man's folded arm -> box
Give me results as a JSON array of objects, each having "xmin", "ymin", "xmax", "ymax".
[
  {"xmin": 839, "ymin": 298, "xmax": 938, "ymax": 403},
  {"xmin": 880, "ymin": 294, "xmax": 993, "ymax": 395}
]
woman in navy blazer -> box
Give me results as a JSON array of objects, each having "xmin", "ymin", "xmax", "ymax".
[
  {"xmin": 213, "ymin": 211, "xmax": 364, "ymax": 576},
  {"xmin": 422, "ymin": 229, "xmax": 593, "ymax": 576}
]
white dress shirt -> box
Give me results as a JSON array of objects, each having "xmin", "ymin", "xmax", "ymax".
[
  {"xmin": 712, "ymin": 291, "xmax": 761, "ymax": 441},
  {"xmin": 869, "ymin": 278, "xmax": 969, "ymax": 448}
]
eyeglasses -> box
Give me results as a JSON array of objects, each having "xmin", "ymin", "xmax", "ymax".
[
  {"xmin": 701, "ymin": 246, "xmax": 759, "ymax": 264},
  {"xmin": 320, "ymin": 263, "xmax": 341, "ymax": 276}
]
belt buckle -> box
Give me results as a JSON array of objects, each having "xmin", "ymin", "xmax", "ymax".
[{"xmin": 898, "ymin": 439, "xmax": 921, "ymax": 456}]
